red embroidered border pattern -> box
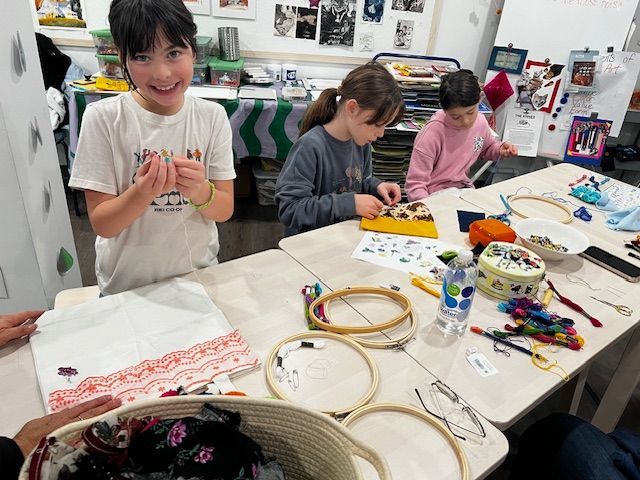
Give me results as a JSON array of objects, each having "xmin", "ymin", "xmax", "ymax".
[{"xmin": 48, "ymin": 330, "xmax": 259, "ymax": 412}]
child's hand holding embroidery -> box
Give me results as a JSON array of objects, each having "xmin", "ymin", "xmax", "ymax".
[
  {"xmin": 135, "ymin": 154, "xmax": 176, "ymax": 197},
  {"xmin": 377, "ymin": 182, "xmax": 401, "ymax": 206},
  {"xmin": 355, "ymin": 194, "xmax": 384, "ymax": 220},
  {"xmin": 499, "ymin": 142, "xmax": 518, "ymax": 157},
  {"xmin": 173, "ymin": 156, "xmax": 208, "ymax": 201}
]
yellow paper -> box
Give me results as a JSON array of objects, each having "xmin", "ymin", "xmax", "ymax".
[{"xmin": 360, "ymin": 202, "xmax": 439, "ymax": 238}]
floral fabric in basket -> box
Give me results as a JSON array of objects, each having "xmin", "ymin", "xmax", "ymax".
[{"xmin": 30, "ymin": 278, "xmax": 259, "ymax": 413}]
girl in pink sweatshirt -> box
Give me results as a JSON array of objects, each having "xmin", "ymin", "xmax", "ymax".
[{"xmin": 406, "ymin": 70, "xmax": 518, "ymax": 201}]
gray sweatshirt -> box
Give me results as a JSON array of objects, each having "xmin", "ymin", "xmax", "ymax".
[{"xmin": 275, "ymin": 125, "xmax": 382, "ymax": 236}]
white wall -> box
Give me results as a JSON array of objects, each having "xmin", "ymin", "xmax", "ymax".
[{"xmin": 56, "ymin": 0, "xmax": 504, "ymax": 79}]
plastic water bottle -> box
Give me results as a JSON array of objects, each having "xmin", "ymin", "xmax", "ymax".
[{"xmin": 436, "ymin": 249, "xmax": 478, "ymax": 335}]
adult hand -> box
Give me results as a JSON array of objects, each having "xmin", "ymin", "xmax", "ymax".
[
  {"xmin": 355, "ymin": 194, "xmax": 384, "ymax": 219},
  {"xmin": 377, "ymin": 182, "xmax": 401, "ymax": 206},
  {"xmin": 0, "ymin": 310, "xmax": 43, "ymax": 347},
  {"xmin": 13, "ymin": 395, "xmax": 122, "ymax": 456},
  {"xmin": 173, "ymin": 156, "xmax": 208, "ymax": 201},
  {"xmin": 500, "ymin": 142, "xmax": 518, "ymax": 157},
  {"xmin": 134, "ymin": 154, "xmax": 177, "ymax": 198}
]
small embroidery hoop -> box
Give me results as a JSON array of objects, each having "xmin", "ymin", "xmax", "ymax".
[
  {"xmin": 324, "ymin": 304, "xmax": 418, "ymax": 349},
  {"xmin": 342, "ymin": 403, "xmax": 470, "ymax": 480},
  {"xmin": 507, "ymin": 194, "xmax": 573, "ymax": 224},
  {"xmin": 308, "ymin": 287, "xmax": 412, "ymax": 334},
  {"xmin": 266, "ymin": 331, "xmax": 379, "ymax": 418}
]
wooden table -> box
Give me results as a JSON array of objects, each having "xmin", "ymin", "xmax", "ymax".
[
  {"xmin": 279, "ymin": 180, "xmax": 640, "ymax": 431},
  {"xmin": 459, "ymin": 162, "xmax": 640, "ymax": 432},
  {"xmin": 0, "ymin": 249, "xmax": 507, "ymax": 479}
]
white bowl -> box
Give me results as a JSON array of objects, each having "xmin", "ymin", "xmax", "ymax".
[{"xmin": 513, "ymin": 218, "xmax": 590, "ymax": 261}]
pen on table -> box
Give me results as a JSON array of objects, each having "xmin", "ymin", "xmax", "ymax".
[
  {"xmin": 629, "ymin": 251, "xmax": 640, "ymax": 261},
  {"xmin": 470, "ymin": 326, "xmax": 547, "ymax": 361},
  {"xmin": 410, "ymin": 276, "xmax": 441, "ymax": 298}
]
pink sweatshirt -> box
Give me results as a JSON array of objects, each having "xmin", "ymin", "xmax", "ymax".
[{"xmin": 405, "ymin": 110, "xmax": 502, "ymax": 201}]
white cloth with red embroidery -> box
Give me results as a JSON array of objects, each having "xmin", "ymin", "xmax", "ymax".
[{"xmin": 30, "ymin": 278, "xmax": 260, "ymax": 413}]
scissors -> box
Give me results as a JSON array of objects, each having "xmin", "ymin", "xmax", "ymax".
[{"xmin": 590, "ymin": 297, "xmax": 633, "ymax": 316}]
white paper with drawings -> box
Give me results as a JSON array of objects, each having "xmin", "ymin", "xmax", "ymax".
[
  {"xmin": 603, "ymin": 182, "xmax": 640, "ymax": 210},
  {"xmin": 560, "ymin": 52, "xmax": 640, "ymax": 137},
  {"xmin": 351, "ymin": 231, "xmax": 460, "ymax": 275}
]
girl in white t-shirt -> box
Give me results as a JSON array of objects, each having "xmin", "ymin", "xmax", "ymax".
[{"xmin": 70, "ymin": 0, "xmax": 235, "ymax": 295}]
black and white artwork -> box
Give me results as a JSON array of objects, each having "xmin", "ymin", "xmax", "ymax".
[
  {"xmin": 362, "ymin": 0, "xmax": 385, "ymax": 23},
  {"xmin": 296, "ymin": 7, "xmax": 318, "ymax": 40},
  {"xmin": 393, "ymin": 19, "xmax": 413, "ymax": 49},
  {"xmin": 391, "ymin": 0, "xmax": 424, "ymax": 13},
  {"xmin": 319, "ymin": 0, "xmax": 356, "ymax": 47},
  {"xmin": 274, "ymin": 4, "xmax": 297, "ymax": 38}
]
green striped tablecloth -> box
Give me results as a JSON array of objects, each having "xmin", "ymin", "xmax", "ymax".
[{"xmin": 68, "ymin": 91, "xmax": 307, "ymax": 170}]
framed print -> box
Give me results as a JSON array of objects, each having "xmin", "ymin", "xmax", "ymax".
[
  {"xmin": 564, "ymin": 116, "xmax": 612, "ymax": 166},
  {"xmin": 487, "ymin": 46, "xmax": 528, "ymax": 75},
  {"xmin": 184, "ymin": 0, "xmax": 211, "ymax": 15},
  {"xmin": 35, "ymin": 0, "xmax": 87, "ymax": 29},
  {"xmin": 213, "ymin": 0, "xmax": 256, "ymax": 19}
]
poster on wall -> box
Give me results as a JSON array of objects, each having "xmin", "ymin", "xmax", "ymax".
[
  {"xmin": 393, "ymin": 19, "xmax": 413, "ymax": 49},
  {"xmin": 274, "ymin": 5, "xmax": 297, "ymax": 38},
  {"xmin": 515, "ymin": 60, "xmax": 564, "ymax": 112},
  {"xmin": 319, "ymin": 0, "xmax": 356, "ymax": 47},
  {"xmin": 212, "ymin": 0, "xmax": 256, "ymax": 19},
  {"xmin": 35, "ymin": 0, "xmax": 86, "ymax": 29},
  {"xmin": 523, "ymin": 60, "xmax": 565, "ymax": 113},
  {"xmin": 296, "ymin": 7, "xmax": 318, "ymax": 40},
  {"xmin": 566, "ymin": 50, "xmax": 599, "ymax": 93},
  {"xmin": 362, "ymin": 0, "xmax": 385, "ymax": 23},
  {"xmin": 391, "ymin": 0, "xmax": 425, "ymax": 13},
  {"xmin": 503, "ymin": 108, "xmax": 543, "ymax": 157},
  {"xmin": 564, "ymin": 116, "xmax": 612, "ymax": 166}
]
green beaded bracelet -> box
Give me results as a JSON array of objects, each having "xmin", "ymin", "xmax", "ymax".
[{"xmin": 187, "ymin": 180, "xmax": 216, "ymax": 211}]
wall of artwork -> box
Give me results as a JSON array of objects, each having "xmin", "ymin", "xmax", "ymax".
[{"xmin": 43, "ymin": 0, "xmax": 505, "ymax": 76}]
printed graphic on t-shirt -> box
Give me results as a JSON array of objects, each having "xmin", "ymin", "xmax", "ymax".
[
  {"xmin": 132, "ymin": 147, "xmax": 204, "ymax": 214},
  {"xmin": 332, "ymin": 163, "xmax": 363, "ymax": 194},
  {"xmin": 473, "ymin": 136, "xmax": 484, "ymax": 152}
]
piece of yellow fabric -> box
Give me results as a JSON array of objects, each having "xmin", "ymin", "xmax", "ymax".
[{"xmin": 360, "ymin": 216, "xmax": 439, "ymax": 238}]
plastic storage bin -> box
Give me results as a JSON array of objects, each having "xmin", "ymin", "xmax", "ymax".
[
  {"xmin": 209, "ymin": 57, "xmax": 244, "ymax": 87},
  {"xmin": 195, "ymin": 35, "xmax": 212, "ymax": 64},
  {"xmin": 96, "ymin": 54, "xmax": 124, "ymax": 79},
  {"xmin": 252, "ymin": 165, "xmax": 279, "ymax": 206},
  {"xmin": 192, "ymin": 56, "xmax": 211, "ymax": 85},
  {"xmin": 89, "ymin": 28, "xmax": 117, "ymax": 54}
]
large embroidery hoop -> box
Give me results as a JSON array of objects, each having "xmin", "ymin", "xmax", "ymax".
[
  {"xmin": 507, "ymin": 194, "xmax": 573, "ymax": 224},
  {"xmin": 266, "ymin": 331, "xmax": 379, "ymax": 418},
  {"xmin": 308, "ymin": 287, "xmax": 412, "ymax": 334},
  {"xmin": 342, "ymin": 403, "xmax": 470, "ymax": 480}
]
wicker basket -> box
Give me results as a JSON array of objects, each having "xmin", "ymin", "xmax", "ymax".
[{"xmin": 20, "ymin": 396, "xmax": 391, "ymax": 480}]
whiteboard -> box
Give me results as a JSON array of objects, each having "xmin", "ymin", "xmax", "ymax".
[
  {"xmin": 42, "ymin": 0, "xmax": 438, "ymax": 62},
  {"xmin": 489, "ymin": 0, "xmax": 639, "ymax": 159}
]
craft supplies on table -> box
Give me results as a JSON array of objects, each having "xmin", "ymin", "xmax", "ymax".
[
  {"xmin": 351, "ymin": 231, "xmax": 459, "ymax": 277},
  {"xmin": 512, "ymin": 218, "xmax": 590, "ymax": 261},
  {"xmin": 30, "ymin": 278, "xmax": 260, "ymax": 412},
  {"xmin": 360, "ymin": 201, "xmax": 439, "ymax": 238},
  {"xmin": 590, "ymin": 296, "xmax": 633, "ymax": 316},
  {"xmin": 266, "ymin": 331, "xmax": 379, "ymax": 418},
  {"xmin": 546, "ymin": 278, "xmax": 603, "ymax": 327},
  {"xmin": 468, "ymin": 218, "xmax": 516, "ymax": 248},
  {"xmin": 476, "ymin": 242, "xmax": 546, "ymax": 300}
]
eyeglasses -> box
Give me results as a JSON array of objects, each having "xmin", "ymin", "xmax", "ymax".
[{"xmin": 414, "ymin": 381, "xmax": 486, "ymax": 442}]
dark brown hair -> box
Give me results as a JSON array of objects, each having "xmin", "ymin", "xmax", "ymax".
[
  {"xmin": 439, "ymin": 69, "xmax": 481, "ymax": 110},
  {"xmin": 109, "ymin": 0, "xmax": 197, "ymax": 89},
  {"xmin": 300, "ymin": 61, "xmax": 405, "ymax": 136}
]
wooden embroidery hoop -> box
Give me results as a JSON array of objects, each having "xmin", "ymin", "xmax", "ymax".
[
  {"xmin": 265, "ymin": 331, "xmax": 379, "ymax": 418},
  {"xmin": 308, "ymin": 287, "xmax": 412, "ymax": 334},
  {"xmin": 507, "ymin": 194, "xmax": 573, "ymax": 224},
  {"xmin": 342, "ymin": 403, "xmax": 470, "ymax": 480}
]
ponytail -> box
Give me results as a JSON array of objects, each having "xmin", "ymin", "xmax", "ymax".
[
  {"xmin": 300, "ymin": 88, "xmax": 339, "ymax": 136},
  {"xmin": 299, "ymin": 61, "xmax": 405, "ymax": 136}
]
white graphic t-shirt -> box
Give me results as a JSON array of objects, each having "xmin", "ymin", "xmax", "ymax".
[{"xmin": 70, "ymin": 93, "xmax": 235, "ymax": 295}]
